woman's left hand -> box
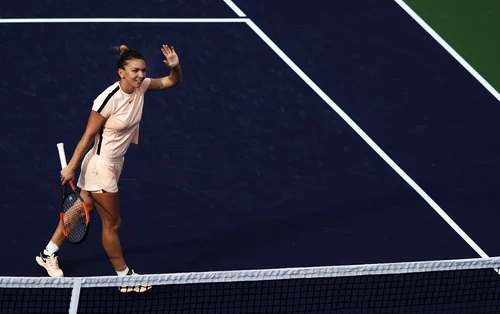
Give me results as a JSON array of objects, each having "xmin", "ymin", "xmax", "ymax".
[{"xmin": 161, "ymin": 44, "xmax": 179, "ymax": 68}]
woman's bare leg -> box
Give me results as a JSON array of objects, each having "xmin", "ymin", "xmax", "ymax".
[{"xmin": 89, "ymin": 191, "xmax": 127, "ymax": 272}]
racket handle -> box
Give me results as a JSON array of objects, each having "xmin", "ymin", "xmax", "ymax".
[{"xmin": 57, "ymin": 143, "xmax": 68, "ymax": 169}]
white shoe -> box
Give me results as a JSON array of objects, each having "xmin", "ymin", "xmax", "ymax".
[
  {"xmin": 35, "ymin": 251, "xmax": 64, "ymax": 278},
  {"xmin": 119, "ymin": 269, "xmax": 152, "ymax": 293}
]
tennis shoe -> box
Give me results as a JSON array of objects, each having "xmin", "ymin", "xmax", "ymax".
[
  {"xmin": 36, "ymin": 251, "xmax": 64, "ymax": 278},
  {"xmin": 119, "ymin": 269, "xmax": 152, "ymax": 293}
]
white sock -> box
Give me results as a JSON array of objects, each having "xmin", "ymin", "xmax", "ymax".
[
  {"xmin": 116, "ymin": 266, "xmax": 130, "ymax": 276},
  {"xmin": 43, "ymin": 241, "xmax": 59, "ymax": 256}
]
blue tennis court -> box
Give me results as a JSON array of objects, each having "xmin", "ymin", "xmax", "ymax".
[{"xmin": 1, "ymin": 0, "xmax": 499, "ymax": 284}]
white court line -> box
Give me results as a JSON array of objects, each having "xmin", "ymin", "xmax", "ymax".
[
  {"xmin": 223, "ymin": 0, "xmax": 246, "ymax": 17},
  {"xmin": 395, "ymin": 0, "xmax": 500, "ymax": 103},
  {"xmin": 222, "ymin": 0, "xmax": 489, "ymax": 259},
  {"xmin": 0, "ymin": 18, "xmax": 248, "ymax": 23}
]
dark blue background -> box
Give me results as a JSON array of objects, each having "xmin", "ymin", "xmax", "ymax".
[{"xmin": 1, "ymin": 0, "xmax": 498, "ymax": 278}]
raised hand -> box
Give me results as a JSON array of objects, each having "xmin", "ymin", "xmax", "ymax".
[{"xmin": 161, "ymin": 44, "xmax": 179, "ymax": 68}]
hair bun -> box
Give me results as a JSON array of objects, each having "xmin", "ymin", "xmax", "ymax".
[{"xmin": 118, "ymin": 45, "xmax": 129, "ymax": 56}]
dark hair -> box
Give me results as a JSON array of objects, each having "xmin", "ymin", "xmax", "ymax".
[{"xmin": 116, "ymin": 45, "xmax": 145, "ymax": 70}]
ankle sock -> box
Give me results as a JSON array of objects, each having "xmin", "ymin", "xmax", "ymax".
[
  {"xmin": 116, "ymin": 267, "xmax": 130, "ymax": 276},
  {"xmin": 43, "ymin": 241, "xmax": 59, "ymax": 256}
]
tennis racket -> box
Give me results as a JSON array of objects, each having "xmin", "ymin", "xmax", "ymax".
[{"xmin": 57, "ymin": 142, "xmax": 90, "ymax": 244}]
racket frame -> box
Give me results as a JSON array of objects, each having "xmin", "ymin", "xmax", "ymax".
[{"xmin": 57, "ymin": 143, "xmax": 90, "ymax": 244}]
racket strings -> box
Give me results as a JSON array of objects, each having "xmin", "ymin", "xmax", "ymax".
[{"xmin": 62, "ymin": 194, "xmax": 88, "ymax": 243}]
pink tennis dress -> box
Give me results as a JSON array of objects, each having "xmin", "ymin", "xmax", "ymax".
[{"xmin": 77, "ymin": 78, "xmax": 151, "ymax": 193}]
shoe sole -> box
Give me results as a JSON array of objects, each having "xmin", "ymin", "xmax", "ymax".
[{"xmin": 119, "ymin": 285, "xmax": 152, "ymax": 293}]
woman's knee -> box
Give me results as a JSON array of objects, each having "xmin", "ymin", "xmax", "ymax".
[
  {"xmin": 103, "ymin": 216, "xmax": 121, "ymax": 232},
  {"xmin": 89, "ymin": 191, "xmax": 121, "ymax": 231}
]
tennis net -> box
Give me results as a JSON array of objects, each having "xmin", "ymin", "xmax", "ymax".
[{"xmin": 1, "ymin": 256, "xmax": 500, "ymax": 313}]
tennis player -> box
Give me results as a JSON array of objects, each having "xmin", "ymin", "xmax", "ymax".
[{"xmin": 35, "ymin": 44, "xmax": 182, "ymax": 287}]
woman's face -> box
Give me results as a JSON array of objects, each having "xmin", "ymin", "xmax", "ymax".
[{"xmin": 119, "ymin": 59, "xmax": 147, "ymax": 90}]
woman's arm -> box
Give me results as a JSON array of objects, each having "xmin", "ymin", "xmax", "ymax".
[
  {"xmin": 148, "ymin": 44, "xmax": 182, "ymax": 91},
  {"xmin": 61, "ymin": 111, "xmax": 106, "ymax": 184}
]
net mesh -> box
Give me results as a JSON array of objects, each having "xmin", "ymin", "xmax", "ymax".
[{"xmin": 2, "ymin": 256, "xmax": 500, "ymax": 313}]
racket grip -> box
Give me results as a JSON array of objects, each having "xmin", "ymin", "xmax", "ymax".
[{"xmin": 57, "ymin": 143, "xmax": 68, "ymax": 169}]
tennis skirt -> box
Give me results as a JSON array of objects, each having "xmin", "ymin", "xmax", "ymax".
[{"xmin": 77, "ymin": 150, "xmax": 124, "ymax": 193}]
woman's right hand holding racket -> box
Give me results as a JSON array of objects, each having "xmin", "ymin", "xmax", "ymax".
[{"xmin": 60, "ymin": 165, "xmax": 75, "ymax": 185}]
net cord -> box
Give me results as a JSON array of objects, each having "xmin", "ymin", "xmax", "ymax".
[{"xmin": 1, "ymin": 255, "xmax": 500, "ymax": 289}]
